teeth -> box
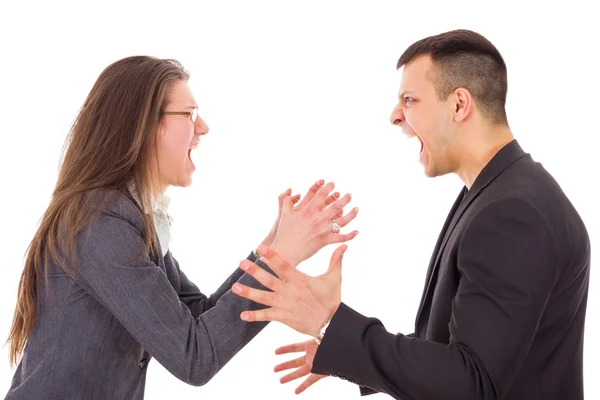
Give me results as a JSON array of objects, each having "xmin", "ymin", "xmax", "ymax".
[{"xmin": 190, "ymin": 143, "xmax": 198, "ymax": 150}]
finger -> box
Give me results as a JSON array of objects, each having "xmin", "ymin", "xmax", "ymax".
[
  {"xmin": 325, "ymin": 230, "xmax": 359, "ymax": 245},
  {"xmin": 232, "ymin": 283, "xmax": 277, "ymax": 307},
  {"xmin": 281, "ymin": 195, "xmax": 295, "ymax": 213},
  {"xmin": 327, "ymin": 244, "xmax": 348, "ymax": 275},
  {"xmin": 290, "ymin": 194, "xmax": 301, "ymax": 205},
  {"xmin": 280, "ymin": 364, "xmax": 311, "ymax": 384},
  {"xmin": 324, "ymin": 191, "xmax": 340, "ymax": 207},
  {"xmin": 238, "ymin": 259, "xmax": 284, "ymax": 292},
  {"xmin": 296, "ymin": 374, "xmax": 327, "ymax": 395},
  {"xmin": 331, "ymin": 209, "xmax": 343, "ymax": 220},
  {"xmin": 274, "ymin": 356, "xmax": 305, "ymax": 373},
  {"xmin": 332, "ymin": 206, "xmax": 359, "ymax": 228},
  {"xmin": 322, "ymin": 192, "xmax": 352, "ymax": 221},
  {"xmin": 306, "ymin": 181, "xmax": 336, "ymax": 212},
  {"xmin": 275, "ymin": 342, "xmax": 305, "ymax": 355},
  {"xmin": 278, "ymin": 188, "xmax": 292, "ymax": 208},
  {"xmin": 256, "ymin": 246, "xmax": 296, "ymax": 280},
  {"xmin": 240, "ymin": 307, "xmax": 290, "ymax": 323},
  {"xmin": 294, "ymin": 179, "xmax": 324, "ymax": 210}
]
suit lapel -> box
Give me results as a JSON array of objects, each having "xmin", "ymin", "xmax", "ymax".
[{"xmin": 414, "ymin": 139, "xmax": 528, "ymax": 334}]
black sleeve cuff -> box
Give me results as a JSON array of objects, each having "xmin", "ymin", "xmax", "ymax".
[{"xmin": 311, "ymin": 302, "xmax": 384, "ymax": 391}]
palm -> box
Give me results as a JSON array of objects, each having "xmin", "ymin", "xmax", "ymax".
[
  {"xmin": 303, "ymin": 339, "xmax": 318, "ymax": 365},
  {"xmin": 308, "ymin": 273, "xmax": 341, "ymax": 315}
]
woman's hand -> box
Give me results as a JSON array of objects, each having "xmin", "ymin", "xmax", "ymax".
[{"xmin": 269, "ymin": 180, "xmax": 358, "ymax": 267}]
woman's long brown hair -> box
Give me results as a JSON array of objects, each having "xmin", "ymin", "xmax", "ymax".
[{"xmin": 7, "ymin": 56, "xmax": 189, "ymax": 366}]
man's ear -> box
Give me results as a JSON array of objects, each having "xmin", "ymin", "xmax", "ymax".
[{"xmin": 452, "ymin": 88, "xmax": 472, "ymax": 123}]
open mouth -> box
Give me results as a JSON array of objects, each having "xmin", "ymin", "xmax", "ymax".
[
  {"xmin": 406, "ymin": 133, "xmax": 424, "ymax": 154},
  {"xmin": 188, "ymin": 142, "xmax": 199, "ymax": 168}
]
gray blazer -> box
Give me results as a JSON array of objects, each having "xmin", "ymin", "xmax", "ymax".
[{"xmin": 5, "ymin": 192, "xmax": 273, "ymax": 400}]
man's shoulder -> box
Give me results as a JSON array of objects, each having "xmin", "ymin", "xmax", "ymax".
[{"xmin": 483, "ymin": 155, "xmax": 567, "ymax": 210}]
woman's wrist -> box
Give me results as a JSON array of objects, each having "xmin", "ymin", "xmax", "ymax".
[
  {"xmin": 260, "ymin": 235, "xmax": 274, "ymax": 248},
  {"xmin": 269, "ymin": 241, "xmax": 299, "ymax": 268}
]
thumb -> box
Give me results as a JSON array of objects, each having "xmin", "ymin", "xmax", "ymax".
[
  {"xmin": 278, "ymin": 188, "xmax": 292, "ymax": 208},
  {"xmin": 281, "ymin": 195, "xmax": 295, "ymax": 213},
  {"xmin": 327, "ymin": 244, "xmax": 348, "ymax": 276}
]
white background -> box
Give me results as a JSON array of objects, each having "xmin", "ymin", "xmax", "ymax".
[{"xmin": 0, "ymin": 1, "xmax": 598, "ymax": 399}]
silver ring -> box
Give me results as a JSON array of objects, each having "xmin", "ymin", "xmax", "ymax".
[{"xmin": 331, "ymin": 221, "xmax": 341, "ymax": 234}]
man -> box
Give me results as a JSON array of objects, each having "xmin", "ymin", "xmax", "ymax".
[{"xmin": 232, "ymin": 29, "xmax": 591, "ymax": 399}]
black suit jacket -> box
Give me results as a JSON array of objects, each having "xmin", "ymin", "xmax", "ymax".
[{"xmin": 312, "ymin": 140, "xmax": 590, "ymax": 399}]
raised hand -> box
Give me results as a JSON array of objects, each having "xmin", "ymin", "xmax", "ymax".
[
  {"xmin": 261, "ymin": 181, "xmax": 344, "ymax": 248},
  {"xmin": 232, "ymin": 244, "xmax": 348, "ymax": 337},
  {"xmin": 274, "ymin": 339, "xmax": 326, "ymax": 395},
  {"xmin": 269, "ymin": 180, "xmax": 358, "ymax": 267}
]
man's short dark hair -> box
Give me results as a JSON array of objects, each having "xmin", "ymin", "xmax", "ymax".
[{"xmin": 398, "ymin": 29, "xmax": 508, "ymax": 125}]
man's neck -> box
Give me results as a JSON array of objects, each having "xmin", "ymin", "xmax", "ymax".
[{"xmin": 456, "ymin": 126, "xmax": 514, "ymax": 189}]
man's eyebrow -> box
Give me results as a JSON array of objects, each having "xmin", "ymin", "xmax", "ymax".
[{"xmin": 398, "ymin": 90, "xmax": 416, "ymax": 99}]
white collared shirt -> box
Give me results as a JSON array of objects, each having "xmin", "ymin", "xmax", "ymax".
[
  {"xmin": 152, "ymin": 195, "xmax": 171, "ymax": 256},
  {"xmin": 129, "ymin": 183, "xmax": 171, "ymax": 256}
]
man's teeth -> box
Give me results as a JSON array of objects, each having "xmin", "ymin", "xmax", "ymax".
[{"xmin": 190, "ymin": 143, "xmax": 198, "ymax": 150}]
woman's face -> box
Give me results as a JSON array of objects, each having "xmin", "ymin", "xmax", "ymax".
[{"xmin": 155, "ymin": 80, "xmax": 209, "ymax": 193}]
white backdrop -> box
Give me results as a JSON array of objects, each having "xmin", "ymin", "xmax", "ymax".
[{"xmin": 0, "ymin": 1, "xmax": 598, "ymax": 399}]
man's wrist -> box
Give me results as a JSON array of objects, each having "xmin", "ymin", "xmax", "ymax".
[
  {"xmin": 314, "ymin": 319, "xmax": 331, "ymax": 345},
  {"xmin": 327, "ymin": 300, "xmax": 341, "ymax": 320},
  {"xmin": 313, "ymin": 301, "xmax": 341, "ymax": 344}
]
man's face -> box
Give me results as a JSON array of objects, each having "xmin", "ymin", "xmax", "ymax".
[{"xmin": 390, "ymin": 55, "xmax": 458, "ymax": 177}]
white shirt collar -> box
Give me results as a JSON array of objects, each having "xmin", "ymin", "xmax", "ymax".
[{"xmin": 128, "ymin": 182, "xmax": 171, "ymax": 256}]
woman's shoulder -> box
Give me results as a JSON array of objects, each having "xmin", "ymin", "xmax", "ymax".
[{"xmin": 87, "ymin": 189, "xmax": 145, "ymax": 233}]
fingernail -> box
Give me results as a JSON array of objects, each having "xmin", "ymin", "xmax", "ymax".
[
  {"xmin": 317, "ymin": 179, "xmax": 324, "ymax": 186},
  {"xmin": 233, "ymin": 284, "xmax": 242, "ymax": 293},
  {"xmin": 257, "ymin": 244, "xmax": 267, "ymax": 255},
  {"xmin": 355, "ymin": 207, "xmax": 359, "ymax": 214},
  {"xmin": 241, "ymin": 312, "xmax": 249, "ymax": 320},
  {"xmin": 240, "ymin": 262, "xmax": 249, "ymax": 271}
]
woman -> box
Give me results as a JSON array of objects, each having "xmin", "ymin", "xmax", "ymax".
[{"xmin": 4, "ymin": 56, "xmax": 359, "ymax": 399}]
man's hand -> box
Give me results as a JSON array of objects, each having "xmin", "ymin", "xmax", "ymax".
[
  {"xmin": 274, "ymin": 339, "xmax": 327, "ymax": 395},
  {"xmin": 232, "ymin": 245, "xmax": 348, "ymax": 337}
]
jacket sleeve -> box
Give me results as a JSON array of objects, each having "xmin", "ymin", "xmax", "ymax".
[
  {"xmin": 74, "ymin": 208, "xmax": 274, "ymax": 386},
  {"xmin": 170, "ymin": 251, "xmax": 261, "ymax": 318},
  {"xmin": 312, "ymin": 198, "xmax": 559, "ymax": 400}
]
